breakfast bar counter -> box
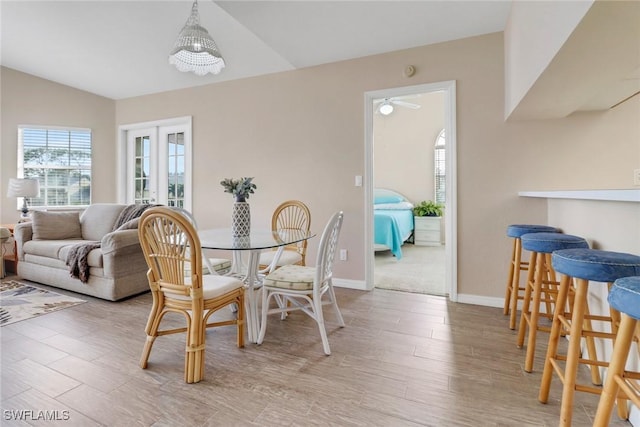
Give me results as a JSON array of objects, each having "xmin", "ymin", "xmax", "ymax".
[{"xmin": 518, "ymin": 189, "xmax": 640, "ymax": 202}]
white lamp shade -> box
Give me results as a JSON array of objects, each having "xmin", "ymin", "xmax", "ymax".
[{"xmin": 7, "ymin": 178, "xmax": 40, "ymax": 198}]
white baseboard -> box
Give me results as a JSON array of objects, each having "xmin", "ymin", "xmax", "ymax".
[
  {"xmin": 333, "ymin": 278, "xmax": 368, "ymax": 290},
  {"xmin": 333, "ymin": 278, "xmax": 505, "ymax": 309},
  {"xmin": 455, "ymin": 293, "xmax": 504, "ymax": 308}
]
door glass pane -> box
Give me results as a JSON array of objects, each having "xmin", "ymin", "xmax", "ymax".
[
  {"xmin": 134, "ymin": 136, "xmax": 151, "ymax": 204},
  {"xmin": 166, "ymin": 132, "xmax": 184, "ymax": 208}
]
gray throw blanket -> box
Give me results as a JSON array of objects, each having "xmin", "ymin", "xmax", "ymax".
[
  {"xmin": 66, "ymin": 204, "xmax": 159, "ymax": 283},
  {"xmin": 66, "ymin": 241, "xmax": 101, "ymax": 283}
]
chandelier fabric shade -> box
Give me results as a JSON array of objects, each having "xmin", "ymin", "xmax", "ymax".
[{"xmin": 169, "ymin": 0, "xmax": 225, "ymax": 76}]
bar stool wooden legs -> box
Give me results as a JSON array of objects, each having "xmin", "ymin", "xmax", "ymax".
[
  {"xmin": 516, "ymin": 232, "xmax": 589, "ymax": 373},
  {"xmin": 594, "ymin": 276, "xmax": 640, "ymax": 426},
  {"xmin": 538, "ymin": 249, "xmax": 640, "ymax": 426},
  {"xmin": 504, "ymin": 224, "xmax": 558, "ymax": 330}
]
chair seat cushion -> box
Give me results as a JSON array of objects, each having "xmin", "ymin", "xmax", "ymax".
[
  {"xmin": 184, "ymin": 258, "xmax": 232, "ymax": 275},
  {"xmin": 520, "ymin": 232, "xmax": 588, "ymax": 253},
  {"xmin": 171, "ymin": 274, "xmax": 244, "ymax": 301},
  {"xmin": 264, "ymin": 264, "xmax": 315, "ymax": 291},
  {"xmin": 206, "ymin": 258, "xmax": 232, "ymax": 273},
  {"xmin": 507, "ymin": 224, "xmax": 558, "ymax": 238},
  {"xmin": 552, "ymin": 249, "xmax": 640, "ymax": 283},
  {"xmin": 608, "ymin": 276, "xmax": 640, "ymax": 319},
  {"xmin": 259, "ymin": 250, "xmax": 302, "ymax": 267}
]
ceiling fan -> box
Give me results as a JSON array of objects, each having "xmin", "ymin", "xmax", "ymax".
[{"xmin": 374, "ymin": 95, "xmax": 421, "ymax": 116}]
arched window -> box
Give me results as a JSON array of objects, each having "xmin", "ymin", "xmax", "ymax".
[{"xmin": 434, "ymin": 129, "xmax": 445, "ymax": 204}]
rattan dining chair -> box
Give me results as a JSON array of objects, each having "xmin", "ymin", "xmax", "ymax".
[
  {"xmin": 257, "ymin": 211, "xmax": 345, "ymax": 355},
  {"xmin": 259, "ymin": 200, "xmax": 311, "ymax": 274},
  {"xmin": 138, "ymin": 207, "xmax": 245, "ymax": 383}
]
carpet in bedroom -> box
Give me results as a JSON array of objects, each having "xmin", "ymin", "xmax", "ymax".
[{"xmin": 374, "ymin": 244, "xmax": 446, "ymax": 296}]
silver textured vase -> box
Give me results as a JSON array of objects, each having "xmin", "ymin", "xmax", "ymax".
[{"xmin": 232, "ymin": 201, "xmax": 251, "ymax": 237}]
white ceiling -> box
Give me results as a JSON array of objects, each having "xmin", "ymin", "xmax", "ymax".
[{"xmin": 0, "ymin": 1, "xmax": 512, "ymax": 100}]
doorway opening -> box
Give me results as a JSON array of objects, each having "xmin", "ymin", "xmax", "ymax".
[{"xmin": 364, "ymin": 81, "xmax": 457, "ymax": 302}]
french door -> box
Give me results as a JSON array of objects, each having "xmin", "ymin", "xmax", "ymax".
[{"xmin": 119, "ymin": 117, "xmax": 192, "ymax": 210}]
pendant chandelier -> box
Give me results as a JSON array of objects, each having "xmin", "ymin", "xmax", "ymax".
[{"xmin": 169, "ymin": 0, "xmax": 225, "ymax": 76}]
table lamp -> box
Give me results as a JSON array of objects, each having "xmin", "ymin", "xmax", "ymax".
[{"xmin": 7, "ymin": 178, "xmax": 40, "ymax": 219}]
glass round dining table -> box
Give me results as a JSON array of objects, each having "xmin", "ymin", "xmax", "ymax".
[{"xmin": 198, "ymin": 228, "xmax": 315, "ymax": 343}]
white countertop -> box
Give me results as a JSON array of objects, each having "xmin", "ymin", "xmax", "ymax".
[{"xmin": 518, "ymin": 189, "xmax": 640, "ymax": 202}]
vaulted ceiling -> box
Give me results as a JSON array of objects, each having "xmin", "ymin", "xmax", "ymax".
[{"xmin": 0, "ymin": 1, "xmax": 511, "ymax": 100}]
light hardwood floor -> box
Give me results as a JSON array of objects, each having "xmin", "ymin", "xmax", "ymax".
[{"xmin": 0, "ymin": 275, "xmax": 632, "ymax": 426}]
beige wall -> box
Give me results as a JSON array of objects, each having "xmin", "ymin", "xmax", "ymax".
[
  {"xmin": 373, "ymin": 92, "xmax": 445, "ymax": 204},
  {"xmin": 2, "ymin": 31, "xmax": 638, "ymax": 301},
  {"xmin": 1, "ymin": 67, "xmax": 116, "ymax": 220}
]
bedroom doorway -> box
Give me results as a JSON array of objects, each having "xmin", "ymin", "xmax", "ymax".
[{"xmin": 364, "ymin": 81, "xmax": 457, "ymax": 301}]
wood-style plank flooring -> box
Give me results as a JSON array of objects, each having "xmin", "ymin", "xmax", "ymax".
[{"xmin": 1, "ymin": 276, "xmax": 632, "ymax": 426}]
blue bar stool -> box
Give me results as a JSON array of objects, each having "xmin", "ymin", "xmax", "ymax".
[
  {"xmin": 504, "ymin": 224, "xmax": 559, "ymax": 330},
  {"xmin": 594, "ymin": 276, "xmax": 640, "ymax": 426},
  {"xmin": 517, "ymin": 232, "xmax": 590, "ymax": 373},
  {"xmin": 539, "ymin": 249, "xmax": 640, "ymax": 427}
]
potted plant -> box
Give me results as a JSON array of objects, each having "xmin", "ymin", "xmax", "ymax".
[
  {"xmin": 221, "ymin": 177, "xmax": 257, "ymax": 237},
  {"xmin": 220, "ymin": 177, "xmax": 257, "ymax": 202},
  {"xmin": 413, "ymin": 200, "xmax": 444, "ymax": 217}
]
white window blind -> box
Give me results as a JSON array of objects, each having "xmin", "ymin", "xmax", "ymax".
[{"xmin": 19, "ymin": 126, "xmax": 92, "ymax": 208}]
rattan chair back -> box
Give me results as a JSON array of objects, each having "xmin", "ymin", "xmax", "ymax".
[
  {"xmin": 139, "ymin": 206, "xmax": 202, "ymax": 298},
  {"xmin": 166, "ymin": 206, "xmax": 230, "ymax": 275},
  {"xmin": 271, "ymin": 200, "xmax": 311, "ymax": 264}
]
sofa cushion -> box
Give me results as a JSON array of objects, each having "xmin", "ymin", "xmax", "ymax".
[
  {"xmin": 23, "ymin": 239, "xmax": 85, "ymax": 259},
  {"xmin": 32, "ymin": 211, "xmax": 82, "ymax": 240},
  {"xmin": 22, "ymin": 239, "xmax": 103, "ymax": 268},
  {"xmin": 58, "ymin": 243, "xmax": 103, "ymax": 268},
  {"xmin": 115, "ymin": 217, "xmax": 140, "ymax": 231},
  {"xmin": 0, "ymin": 227, "xmax": 11, "ymax": 239},
  {"xmin": 80, "ymin": 204, "xmax": 126, "ymax": 241}
]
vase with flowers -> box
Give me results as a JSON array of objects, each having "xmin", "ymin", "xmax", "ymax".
[{"xmin": 220, "ymin": 177, "xmax": 257, "ymax": 237}]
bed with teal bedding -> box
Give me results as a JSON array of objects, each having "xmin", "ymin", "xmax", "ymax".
[{"xmin": 374, "ymin": 189, "xmax": 414, "ymax": 259}]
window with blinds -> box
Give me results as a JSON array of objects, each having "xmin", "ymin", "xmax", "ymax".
[
  {"xmin": 19, "ymin": 126, "xmax": 92, "ymax": 208},
  {"xmin": 434, "ymin": 129, "xmax": 446, "ymax": 205}
]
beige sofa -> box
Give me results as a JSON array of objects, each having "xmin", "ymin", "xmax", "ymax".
[{"xmin": 14, "ymin": 203, "xmax": 150, "ymax": 301}]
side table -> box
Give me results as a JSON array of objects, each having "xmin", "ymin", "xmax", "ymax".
[
  {"xmin": 414, "ymin": 216, "xmax": 442, "ymax": 246},
  {"xmin": 1, "ymin": 224, "xmax": 17, "ymax": 278}
]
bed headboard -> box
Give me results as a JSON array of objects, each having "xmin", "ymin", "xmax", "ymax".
[{"xmin": 374, "ymin": 188, "xmax": 409, "ymax": 204}]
